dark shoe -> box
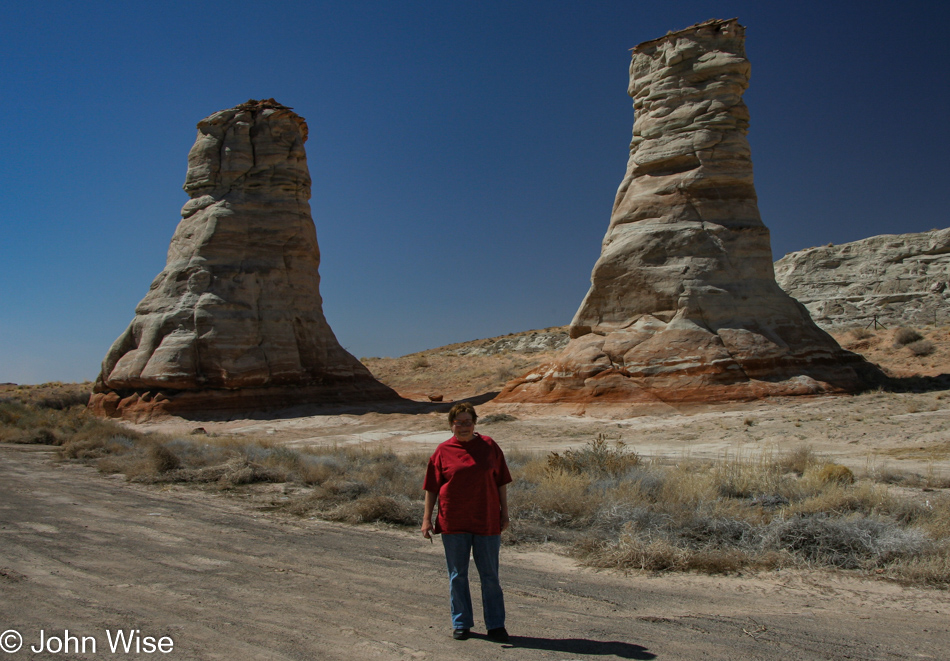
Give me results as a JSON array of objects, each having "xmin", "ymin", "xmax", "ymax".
[
  {"xmin": 486, "ymin": 627, "xmax": 509, "ymax": 643},
  {"xmin": 452, "ymin": 628, "xmax": 470, "ymax": 640}
]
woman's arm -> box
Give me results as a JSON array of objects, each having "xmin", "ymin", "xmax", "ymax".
[
  {"xmin": 498, "ymin": 484, "xmax": 509, "ymax": 532},
  {"xmin": 422, "ymin": 490, "xmax": 437, "ymax": 538}
]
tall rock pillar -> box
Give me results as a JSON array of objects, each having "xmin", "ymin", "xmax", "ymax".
[
  {"xmin": 90, "ymin": 99, "xmax": 398, "ymax": 418},
  {"xmin": 496, "ymin": 20, "xmax": 878, "ymax": 409}
]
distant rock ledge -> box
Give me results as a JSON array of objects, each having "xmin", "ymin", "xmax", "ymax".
[{"xmin": 775, "ymin": 228, "xmax": 950, "ymax": 331}]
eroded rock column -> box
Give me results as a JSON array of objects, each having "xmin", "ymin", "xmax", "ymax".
[
  {"xmin": 496, "ymin": 20, "xmax": 878, "ymax": 409},
  {"xmin": 90, "ymin": 99, "xmax": 398, "ymax": 418}
]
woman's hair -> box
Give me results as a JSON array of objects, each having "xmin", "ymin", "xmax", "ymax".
[{"xmin": 447, "ymin": 401, "xmax": 477, "ymax": 425}]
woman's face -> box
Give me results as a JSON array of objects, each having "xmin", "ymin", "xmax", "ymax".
[{"xmin": 451, "ymin": 412, "xmax": 476, "ymax": 442}]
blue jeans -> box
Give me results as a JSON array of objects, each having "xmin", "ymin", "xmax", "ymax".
[{"xmin": 441, "ymin": 533, "xmax": 505, "ymax": 630}]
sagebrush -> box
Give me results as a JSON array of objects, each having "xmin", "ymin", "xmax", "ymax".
[{"xmin": 4, "ymin": 396, "xmax": 947, "ymax": 586}]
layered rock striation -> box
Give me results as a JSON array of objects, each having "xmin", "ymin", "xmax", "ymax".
[
  {"xmin": 90, "ymin": 99, "xmax": 398, "ymax": 418},
  {"xmin": 497, "ymin": 19, "xmax": 878, "ymax": 409},
  {"xmin": 775, "ymin": 229, "xmax": 950, "ymax": 330}
]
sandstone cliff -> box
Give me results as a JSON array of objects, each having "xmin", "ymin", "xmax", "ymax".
[
  {"xmin": 496, "ymin": 19, "xmax": 878, "ymax": 410},
  {"xmin": 90, "ymin": 99, "xmax": 398, "ymax": 419},
  {"xmin": 775, "ymin": 229, "xmax": 950, "ymax": 330}
]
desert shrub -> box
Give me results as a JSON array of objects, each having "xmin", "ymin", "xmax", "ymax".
[
  {"xmin": 787, "ymin": 481, "xmax": 892, "ymax": 517},
  {"xmin": 712, "ymin": 450, "xmax": 790, "ymax": 499},
  {"xmin": 815, "ymin": 463, "xmax": 855, "ymax": 485},
  {"xmin": 512, "ymin": 469, "xmax": 600, "ymax": 527},
  {"xmin": 583, "ymin": 534, "xmax": 689, "ymax": 572},
  {"xmin": 62, "ymin": 433, "xmax": 138, "ymax": 460},
  {"xmin": 576, "ymin": 523, "xmax": 754, "ymax": 574},
  {"xmin": 849, "ymin": 327, "xmax": 874, "ymax": 340},
  {"xmin": 4, "ymin": 427, "xmax": 58, "ymax": 444},
  {"xmin": 654, "ymin": 464, "xmax": 717, "ymax": 508},
  {"xmin": 494, "ymin": 366, "xmax": 517, "ymax": 382},
  {"xmin": 776, "ymin": 445, "xmax": 820, "ymax": 476},
  {"xmin": 893, "ymin": 327, "xmax": 924, "ymax": 347},
  {"xmin": 762, "ymin": 515, "xmax": 927, "ymax": 569},
  {"xmin": 0, "ymin": 399, "xmax": 91, "ymax": 443},
  {"xmin": 907, "ymin": 339, "xmax": 935, "ymax": 356},
  {"xmin": 149, "ymin": 444, "xmax": 182, "ymax": 473},
  {"xmin": 217, "ymin": 459, "xmax": 288, "ymax": 486},
  {"xmin": 297, "ymin": 455, "xmax": 343, "ymax": 485},
  {"xmin": 547, "ymin": 435, "xmax": 639, "ymax": 478},
  {"xmin": 411, "ymin": 355, "xmax": 430, "ymax": 370},
  {"xmin": 34, "ymin": 390, "xmax": 91, "ymax": 410},
  {"xmin": 871, "ymin": 467, "xmax": 913, "ymax": 485},
  {"xmin": 676, "ymin": 514, "xmax": 757, "ymax": 549},
  {"xmin": 325, "ymin": 495, "xmax": 418, "ymax": 525},
  {"xmin": 481, "ymin": 413, "xmax": 518, "ymax": 424},
  {"xmin": 891, "ymin": 553, "xmax": 950, "ymax": 586},
  {"xmin": 100, "ymin": 441, "xmax": 184, "ymax": 480},
  {"xmin": 593, "ymin": 503, "xmax": 668, "ymax": 535}
]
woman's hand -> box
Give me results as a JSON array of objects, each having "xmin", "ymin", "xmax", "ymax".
[{"xmin": 422, "ymin": 491, "xmax": 437, "ymax": 541}]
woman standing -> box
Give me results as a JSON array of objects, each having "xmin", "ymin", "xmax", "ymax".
[{"xmin": 422, "ymin": 402, "xmax": 512, "ymax": 642}]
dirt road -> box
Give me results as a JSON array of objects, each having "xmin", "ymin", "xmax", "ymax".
[{"xmin": 2, "ymin": 443, "xmax": 948, "ymax": 660}]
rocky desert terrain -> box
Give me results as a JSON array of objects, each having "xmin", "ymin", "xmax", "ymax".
[{"xmin": 3, "ymin": 323, "xmax": 950, "ymax": 660}]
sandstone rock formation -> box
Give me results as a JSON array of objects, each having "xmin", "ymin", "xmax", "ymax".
[
  {"xmin": 775, "ymin": 229, "xmax": 950, "ymax": 330},
  {"xmin": 496, "ymin": 19, "xmax": 878, "ymax": 409},
  {"xmin": 90, "ymin": 99, "xmax": 398, "ymax": 419}
]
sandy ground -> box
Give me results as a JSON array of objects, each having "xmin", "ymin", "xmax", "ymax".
[
  {"xmin": 131, "ymin": 386, "xmax": 950, "ymax": 482},
  {"xmin": 3, "ymin": 442, "xmax": 949, "ymax": 661}
]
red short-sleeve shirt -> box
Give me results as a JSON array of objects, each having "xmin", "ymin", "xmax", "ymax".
[{"xmin": 423, "ymin": 433, "xmax": 512, "ymax": 536}]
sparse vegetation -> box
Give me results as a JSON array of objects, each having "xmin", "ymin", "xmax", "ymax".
[
  {"xmin": 3, "ymin": 385, "xmax": 949, "ymax": 588},
  {"xmin": 893, "ymin": 327, "xmax": 924, "ymax": 347},
  {"xmin": 907, "ymin": 339, "xmax": 936, "ymax": 357},
  {"xmin": 361, "ymin": 327, "xmax": 567, "ymax": 398},
  {"xmin": 552, "ymin": 443, "xmax": 947, "ymax": 583},
  {"xmin": 481, "ymin": 413, "xmax": 518, "ymax": 424}
]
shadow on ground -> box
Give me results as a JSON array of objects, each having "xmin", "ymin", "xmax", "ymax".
[
  {"xmin": 169, "ymin": 391, "xmax": 503, "ymax": 422},
  {"xmin": 882, "ymin": 373, "xmax": 950, "ymax": 393},
  {"xmin": 488, "ymin": 634, "xmax": 655, "ymax": 659}
]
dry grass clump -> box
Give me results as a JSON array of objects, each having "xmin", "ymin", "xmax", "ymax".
[
  {"xmin": 411, "ymin": 355, "xmax": 430, "ymax": 370},
  {"xmin": 849, "ymin": 327, "xmax": 874, "ymax": 341},
  {"xmin": 324, "ymin": 495, "xmax": 418, "ymax": 525},
  {"xmin": 893, "ymin": 327, "xmax": 924, "ymax": 347},
  {"xmin": 815, "ymin": 463, "xmax": 855, "ymax": 485},
  {"xmin": 775, "ymin": 445, "xmax": 820, "ymax": 475},
  {"xmin": 907, "ymin": 339, "xmax": 936, "ymax": 357}
]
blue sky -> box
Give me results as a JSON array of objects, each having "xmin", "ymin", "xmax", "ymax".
[{"xmin": 2, "ymin": 1, "xmax": 948, "ymax": 384}]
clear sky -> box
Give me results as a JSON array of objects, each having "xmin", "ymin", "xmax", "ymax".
[{"xmin": 2, "ymin": 1, "xmax": 948, "ymax": 385}]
